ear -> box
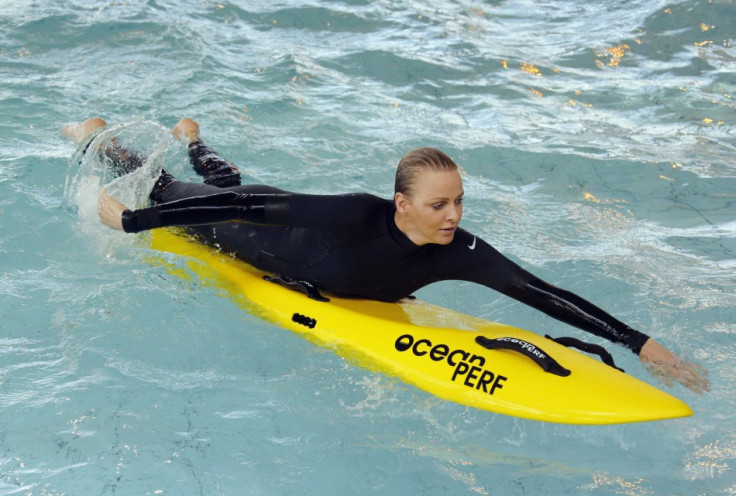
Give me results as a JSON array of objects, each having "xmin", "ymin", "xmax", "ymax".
[{"xmin": 394, "ymin": 192, "xmax": 409, "ymax": 213}]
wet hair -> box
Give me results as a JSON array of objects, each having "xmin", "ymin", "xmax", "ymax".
[{"xmin": 394, "ymin": 147, "xmax": 459, "ymax": 196}]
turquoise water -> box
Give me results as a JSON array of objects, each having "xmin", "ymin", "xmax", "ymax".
[{"xmin": 1, "ymin": 0, "xmax": 735, "ymax": 494}]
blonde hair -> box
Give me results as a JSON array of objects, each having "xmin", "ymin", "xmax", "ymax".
[{"xmin": 394, "ymin": 147, "xmax": 459, "ymax": 196}]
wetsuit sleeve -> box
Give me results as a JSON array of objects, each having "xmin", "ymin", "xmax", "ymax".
[
  {"xmin": 121, "ymin": 191, "xmax": 382, "ymax": 233},
  {"xmin": 121, "ymin": 191, "xmax": 289, "ymax": 233},
  {"xmin": 454, "ymin": 234, "xmax": 650, "ymax": 354},
  {"xmin": 504, "ymin": 268, "xmax": 650, "ymax": 354}
]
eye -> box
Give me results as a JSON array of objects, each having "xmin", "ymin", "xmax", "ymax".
[
  {"xmin": 431, "ymin": 202, "xmax": 445, "ymax": 211},
  {"xmin": 455, "ymin": 197, "xmax": 463, "ymax": 205}
]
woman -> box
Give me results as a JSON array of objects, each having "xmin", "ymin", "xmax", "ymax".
[{"xmin": 64, "ymin": 117, "xmax": 709, "ymax": 393}]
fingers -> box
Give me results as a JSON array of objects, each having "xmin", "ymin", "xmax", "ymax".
[
  {"xmin": 676, "ymin": 359, "xmax": 711, "ymax": 394},
  {"xmin": 685, "ymin": 363, "xmax": 711, "ymax": 393},
  {"xmin": 646, "ymin": 358, "xmax": 711, "ymax": 395},
  {"xmin": 646, "ymin": 362, "xmax": 674, "ymax": 388},
  {"xmin": 639, "ymin": 338, "xmax": 711, "ymax": 394}
]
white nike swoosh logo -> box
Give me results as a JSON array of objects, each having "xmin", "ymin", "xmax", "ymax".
[{"xmin": 468, "ymin": 236, "xmax": 476, "ymax": 250}]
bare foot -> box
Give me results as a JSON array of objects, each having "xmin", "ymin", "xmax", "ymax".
[
  {"xmin": 172, "ymin": 118, "xmax": 200, "ymax": 143},
  {"xmin": 61, "ymin": 117, "xmax": 108, "ymax": 145}
]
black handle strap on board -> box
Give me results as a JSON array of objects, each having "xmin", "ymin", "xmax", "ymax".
[
  {"xmin": 475, "ymin": 336, "xmax": 571, "ymax": 377},
  {"xmin": 264, "ymin": 274, "xmax": 330, "ymax": 302},
  {"xmin": 545, "ymin": 335, "xmax": 624, "ymax": 373}
]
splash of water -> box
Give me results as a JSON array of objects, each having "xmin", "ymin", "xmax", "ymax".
[{"xmin": 62, "ymin": 120, "xmax": 172, "ymax": 225}]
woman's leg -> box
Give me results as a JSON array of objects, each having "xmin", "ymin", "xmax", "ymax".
[
  {"xmin": 62, "ymin": 117, "xmax": 147, "ymax": 176},
  {"xmin": 152, "ymin": 118, "xmax": 285, "ymax": 203},
  {"xmin": 172, "ymin": 118, "xmax": 241, "ymax": 187},
  {"xmin": 150, "ymin": 178, "xmax": 287, "ymax": 204}
]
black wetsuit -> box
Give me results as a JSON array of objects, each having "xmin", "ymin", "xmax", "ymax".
[{"xmin": 120, "ymin": 141, "xmax": 649, "ymax": 354}]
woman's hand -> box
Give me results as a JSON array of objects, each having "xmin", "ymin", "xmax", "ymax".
[
  {"xmin": 98, "ymin": 188, "xmax": 128, "ymax": 231},
  {"xmin": 639, "ymin": 338, "xmax": 711, "ymax": 394}
]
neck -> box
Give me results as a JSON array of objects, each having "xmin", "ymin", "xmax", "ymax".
[{"xmin": 393, "ymin": 210, "xmax": 425, "ymax": 246}]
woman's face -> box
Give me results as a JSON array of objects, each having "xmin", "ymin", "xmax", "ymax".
[{"xmin": 394, "ymin": 169, "xmax": 464, "ymax": 246}]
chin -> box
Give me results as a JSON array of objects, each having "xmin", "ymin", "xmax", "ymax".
[{"xmin": 435, "ymin": 234, "xmax": 455, "ymax": 245}]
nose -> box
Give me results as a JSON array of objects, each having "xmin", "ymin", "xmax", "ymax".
[{"xmin": 446, "ymin": 203, "xmax": 462, "ymax": 223}]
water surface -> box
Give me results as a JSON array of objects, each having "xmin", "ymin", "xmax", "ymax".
[{"xmin": 1, "ymin": 1, "xmax": 734, "ymax": 494}]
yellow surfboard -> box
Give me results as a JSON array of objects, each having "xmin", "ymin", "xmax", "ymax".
[{"xmin": 149, "ymin": 228, "xmax": 692, "ymax": 425}]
